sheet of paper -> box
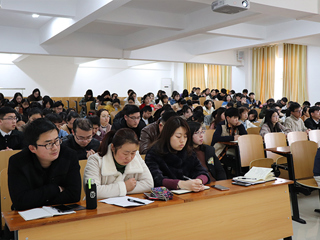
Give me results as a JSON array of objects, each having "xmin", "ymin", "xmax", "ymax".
[
  {"xmin": 171, "ymin": 186, "xmax": 210, "ymax": 194},
  {"xmin": 99, "ymin": 196, "xmax": 154, "ymax": 207}
]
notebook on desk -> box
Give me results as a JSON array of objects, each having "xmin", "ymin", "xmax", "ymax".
[
  {"xmin": 233, "ymin": 167, "xmax": 276, "ymax": 185},
  {"xmin": 171, "ymin": 186, "xmax": 210, "ymax": 194}
]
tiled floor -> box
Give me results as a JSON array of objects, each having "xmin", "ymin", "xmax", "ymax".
[{"xmin": 291, "ymin": 190, "xmax": 320, "ymax": 240}]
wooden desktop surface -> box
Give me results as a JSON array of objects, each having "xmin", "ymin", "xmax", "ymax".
[
  {"xmin": 265, "ymin": 146, "xmax": 291, "ymax": 155},
  {"xmin": 3, "ymin": 179, "xmax": 293, "ymax": 240}
]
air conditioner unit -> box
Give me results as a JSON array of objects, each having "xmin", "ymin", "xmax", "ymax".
[
  {"xmin": 237, "ymin": 51, "xmax": 244, "ymax": 61},
  {"xmin": 212, "ymin": 0, "xmax": 250, "ymax": 14}
]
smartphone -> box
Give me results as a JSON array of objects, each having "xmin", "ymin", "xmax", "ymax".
[
  {"xmin": 232, "ymin": 181, "xmax": 251, "ymax": 187},
  {"xmin": 66, "ymin": 204, "xmax": 86, "ymax": 211},
  {"xmin": 211, "ymin": 184, "xmax": 230, "ymax": 191},
  {"xmin": 53, "ymin": 204, "xmax": 73, "ymax": 213}
]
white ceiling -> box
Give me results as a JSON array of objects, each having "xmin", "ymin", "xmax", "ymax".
[{"xmin": 1, "ymin": 0, "xmax": 320, "ymax": 66}]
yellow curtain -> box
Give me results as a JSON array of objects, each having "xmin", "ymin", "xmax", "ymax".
[
  {"xmin": 252, "ymin": 45, "xmax": 276, "ymax": 104},
  {"xmin": 185, "ymin": 63, "xmax": 205, "ymax": 92},
  {"xmin": 207, "ymin": 65, "xmax": 232, "ymax": 90},
  {"xmin": 283, "ymin": 43, "xmax": 308, "ymax": 104}
]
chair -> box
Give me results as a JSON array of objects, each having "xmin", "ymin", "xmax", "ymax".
[
  {"xmin": 253, "ymin": 122, "xmax": 261, "ymax": 127},
  {"xmin": 249, "ymin": 158, "xmax": 274, "ymax": 169},
  {"xmin": 85, "ymin": 101, "xmax": 93, "ymax": 115},
  {"xmin": 110, "ymin": 111, "xmax": 119, "ymax": 125},
  {"xmin": 256, "ymin": 108, "xmax": 262, "ymax": 119},
  {"xmin": 214, "ymin": 101, "xmax": 224, "ymax": 109},
  {"xmin": 61, "ymin": 97, "xmax": 70, "ymax": 109},
  {"xmin": 238, "ymin": 135, "xmax": 265, "ymax": 167},
  {"xmin": 0, "ymin": 150, "xmax": 21, "ymax": 174},
  {"xmin": 309, "ymin": 130, "xmax": 320, "ymax": 147},
  {"xmin": 0, "ymin": 168, "xmax": 11, "ymax": 229},
  {"xmin": 199, "ymin": 97, "xmax": 206, "ymax": 106},
  {"xmin": 203, "ymin": 129, "xmax": 215, "ymax": 146},
  {"xmin": 290, "ymin": 141, "xmax": 319, "ymax": 189},
  {"xmin": 79, "ymin": 160, "xmax": 88, "ymax": 201},
  {"xmin": 264, "ymin": 132, "xmax": 287, "ymax": 161},
  {"xmin": 140, "ymin": 154, "xmax": 146, "ymax": 160},
  {"xmin": 287, "ymin": 131, "xmax": 308, "ymax": 146},
  {"xmin": 246, "ymin": 127, "xmax": 261, "ymax": 135}
]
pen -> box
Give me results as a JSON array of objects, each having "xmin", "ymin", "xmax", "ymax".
[
  {"xmin": 127, "ymin": 198, "xmax": 145, "ymax": 205},
  {"xmin": 183, "ymin": 175, "xmax": 204, "ymax": 186}
]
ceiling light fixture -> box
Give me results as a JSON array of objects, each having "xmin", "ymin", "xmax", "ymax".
[{"xmin": 32, "ymin": 14, "xmax": 40, "ymax": 18}]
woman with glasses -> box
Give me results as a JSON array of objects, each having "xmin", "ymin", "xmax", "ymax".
[
  {"xmin": 145, "ymin": 116, "xmax": 210, "ymax": 191},
  {"xmin": 187, "ymin": 121, "xmax": 226, "ymax": 182},
  {"xmin": 84, "ymin": 128, "xmax": 153, "ymax": 199}
]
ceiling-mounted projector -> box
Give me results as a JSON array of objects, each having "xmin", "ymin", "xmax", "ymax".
[{"xmin": 212, "ymin": 0, "xmax": 250, "ymax": 14}]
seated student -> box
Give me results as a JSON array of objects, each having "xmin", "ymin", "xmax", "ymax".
[
  {"xmin": 79, "ymin": 89, "xmax": 95, "ymax": 117},
  {"xmin": 284, "ymin": 102, "xmax": 310, "ymax": 133},
  {"xmin": 208, "ymin": 107, "xmax": 226, "ymax": 129},
  {"xmin": 260, "ymin": 109, "xmax": 291, "ymax": 138},
  {"xmin": 139, "ymin": 110, "xmax": 177, "ymax": 154},
  {"xmin": 61, "ymin": 118, "xmax": 100, "ymax": 160},
  {"xmin": 248, "ymin": 109, "xmax": 258, "ymax": 123},
  {"xmin": 179, "ymin": 105, "xmax": 193, "ymax": 120},
  {"xmin": 111, "ymin": 105, "xmax": 146, "ymax": 139},
  {"xmin": 8, "ymin": 118, "xmax": 81, "ymax": 211},
  {"xmin": 188, "ymin": 121, "xmax": 226, "ymax": 182},
  {"xmin": 128, "ymin": 91, "xmax": 141, "ymax": 106},
  {"xmin": 187, "ymin": 110, "xmax": 204, "ymax": 125},
  {"xmin": 222, "ymin": 95, "xmax": 233, "ymax": 107},
  {"xmin": 27, "ymin": 88, "xmax": 43, "ymax": 102},
  {"xmin": 104, "ymin": 98, "xmax": 121, "ymax": 113},
  {"xmin": 42, "ymin": 96, "xmax": 54, "ymax": 110},
  {"xmin": 239, "ymin": 107, "xmax": 257, "ymax": 130},
  {"xmin": 304, "ymin": 106, "xmax": 320, "ymax": 130},
  {"xmin": 139, "ymin": 94, "xmax": 155, "ymax": 111},
  {"xmin": 27, "ymin": 107, "xmax": 43, "ymax": 122},
  {"xmin": 203, "ymin": 100, "xmax": 214, "ymax": 115},
  {"xmin": 53, "ymin": 101, "xmax": 64, "ymax": 114},
  {"xmin": 248, "ymin": 92, "xmax": 260, "ymax": 107},
  {"xmin": 211, "ymin": 107, "xmax": 247, "ymax": 158},
  {"xmin": 61, "ymin": 111, "xmax": 80, "ymax": 135},
  {"xmin": 259, "ymin": 98, "xmax": 275, "ymax": 119},
  {"xmin": 276, "ymin": 97, "xmax": 288, "ymax": 111},
  {"xmin": 45, "ymin": 113, "xmax": 68, "ymax": 139},
  {"xmin": 172, "ymin": 98, "xmax": 186, "ymax": 112},
  {"xmin": 141, "ymin": 106, "xmax": 154, "ymax": 126},
  {"xmin": 84, "ymin": 129, "xmax": 153, "ymax": 199},
  {"xmin": 87, "ymin": 115, "xmax": 106, "ymax": 142},
  {"xmin": 124, "ymin": 89, "xmax": 134, "ymax": 104},
  {"xmin": 145, "ymin": 116, "xmax": 210, "ymax": 191},
  {"xmin": 170, "ymin": 92, "xmax": 180, "ymax": 105},
  {"xmin": 217, "ymin": 88, "xmax": 227, "ymax": 101},
  {"xmin": 0, "ymin": 107, "xmax": 24, "ymax": 151},
  {"xmin": 236, "ymin": 94, "xmax": 249, "ymax": 109},
  {"xmin": 9, "ymin": 92, "xmax": 23, "ymax": 109}
]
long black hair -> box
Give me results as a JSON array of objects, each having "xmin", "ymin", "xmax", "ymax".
[{"xmin": 265, "ymin": 109, "xmax": 281, "ymax": 132}]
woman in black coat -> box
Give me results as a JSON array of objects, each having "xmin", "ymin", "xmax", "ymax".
[
  {"xmin": 145, "ymin": 116, "xmax": 210, "ymax": 191},
  {"xmin": 187, "ymin": 121, "xmax": 226, "ymax": 182}
]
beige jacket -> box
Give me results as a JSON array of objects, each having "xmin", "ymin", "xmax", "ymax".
[{"xmin": 84, "ymin": 145, "xmax": 154, "ymax": 199}]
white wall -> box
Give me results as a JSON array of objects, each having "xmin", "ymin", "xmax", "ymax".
[
  {"xmin": 307, "ymin": 46, "xmax": 320, "ymax": 105},
  {"xmin": 0, "ymin": 56, "xmax": 178, "ymax": 98}
]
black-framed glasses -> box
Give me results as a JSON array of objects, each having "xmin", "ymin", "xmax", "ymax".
[
  {"xmin": 2, "ymin": 117, "xmax": 18, "ymax": 121},
  {"xmin": 37, "ymin": 138, "xmax": 62, "ymax": 150},
  {"xmin": 127, "ymin": 116, "xmax": 140, "ymax": 121},
  {"xmin": 75, "ymin": 134, "xmax": 92, "ymax": 142},
  {"xmin": 194, "ymin": 130, "xmax": 206, "ymax": 135}
]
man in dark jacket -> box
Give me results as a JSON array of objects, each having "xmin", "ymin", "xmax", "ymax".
[
  {"xmin": 305, "ymin": 106, "xmax": 320, "ymax": 130},
  {"xmin": 8, "ymin": 118, "xmax": 81, "ymax": 211},
  {"xmin": 112, "ymin": 105, "xmax": 146, "ymax": 139},
  {"xmin": 139, "ymin": 110, "xmax": 177, "ymax": 154},
  {"xmin": 0, "ymin": 107, "xmax": 24, "ymax": 151},
  {"xmin": 62, "ymin": 118, "xmax": 100, "ymax": 160}
]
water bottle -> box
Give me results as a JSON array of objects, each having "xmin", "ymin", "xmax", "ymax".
[{"xmin": 85, "ymin": 178, "xmax": 97, "ymax": 209}]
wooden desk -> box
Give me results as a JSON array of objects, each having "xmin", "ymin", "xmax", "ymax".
[
  {"xmin": 3, "ymin": 179, "xmax": 293, "ymax": 240},
  {"xmin": 265, "ymin": 147, "xmax": 305, "ymax": 224}
]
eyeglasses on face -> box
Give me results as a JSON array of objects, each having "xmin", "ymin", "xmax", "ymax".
[
  {"xmin": 37, "ymin": 138, "xmax": 62, "ymax": 150},
  {"xmin": 2, "ymin": 117, "xmax": 18, "ymax": 121},
  {"xmin": 75, "ymin": 134, "xmax": 92, "ymax": 142},
  {"xmin": 194, "ymin": 130, "xmax": 206, "ymax": 135},
  {"xmin": 127, "ymin": 116, "xmax": 140, "ymax": 121}
]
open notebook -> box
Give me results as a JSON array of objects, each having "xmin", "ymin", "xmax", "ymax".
[
  {"xmin": 19, "ymin": 206, "xmax": 75, "ymax": 221},
  {"xmin": 171, "ymin": 186, "xmax": 210, "ymax": 194},
  {"xmin": 233, "ymin": 167, "xmax": 276, "ymax": 185}
]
